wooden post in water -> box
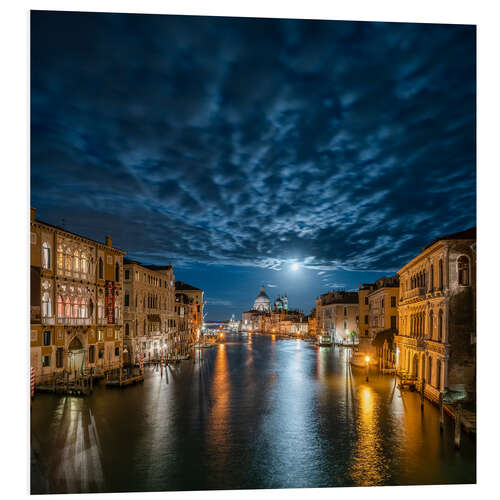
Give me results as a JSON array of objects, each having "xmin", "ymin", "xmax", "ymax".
[
  {"xmin": 420, "ymin": 378, "xmax": 425, "ymax": 410},
  {"xmin": 454, "ymin": 402, "xmax": 462, "ymax": 448},
  {"xmin": 439, "ymin": 392, "xmax": 444, "ymax": 432}
]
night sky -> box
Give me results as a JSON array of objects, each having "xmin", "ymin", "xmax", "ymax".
[{"xmin": 30, "ymin": 11, "xmax": 476, "ymax": 320}]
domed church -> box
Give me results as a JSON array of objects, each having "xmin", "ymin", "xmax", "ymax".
[{"xmin": 253, "ymin": 285, "xmax": 271, "ymax": 313}]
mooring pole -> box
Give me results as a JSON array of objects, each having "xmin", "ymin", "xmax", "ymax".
[
  {"xmin": 454, "ymin": 402, "xmax": 462, "ymax": 448},
  {"xmin": 421, "ymin": 378, "xmax": 425, "ymax": 410},
  {"xmin": 439, "ymin": 392, "xmax": 444, "ymax": 432}
]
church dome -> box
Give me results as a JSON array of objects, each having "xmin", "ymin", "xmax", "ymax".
[{"xmin": 253, "ymin": 285, "xmax": 271, "ymax": 312}]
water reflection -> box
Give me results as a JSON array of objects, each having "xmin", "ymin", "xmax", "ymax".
[
  {"xmin": 349, "ymin": 384, "xmax": 388, "ymax": 486},
  {"xmin": 208, "ymin": 343, "xmax": 231, "ymax": 452},
  {"xmin": 31, "ymin": 334, "xmax": 475, "ymax": 494}
]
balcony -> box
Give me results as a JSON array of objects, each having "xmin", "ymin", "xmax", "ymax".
[
  {"xmin": 404, "ymin": 287, "xmax": 426, "ymax": 300},
  {"xmin": 56, "ymin": 317, "xmax": 93, "ymax": 326},
  {"xmin": 41, "ymin": 316, "xmax": 55, "ymax": 326}
]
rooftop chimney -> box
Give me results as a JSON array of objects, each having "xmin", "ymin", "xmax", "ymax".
[
  {"xmin": 30, "ymin": 207, "xmax": 36, "ymax": 221},
  {"xmin": 105, "ymin": 235, "xmax": 112, "ymax": 247}
]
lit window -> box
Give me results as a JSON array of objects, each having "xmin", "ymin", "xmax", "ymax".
[
  {"xmin": 80, "ymin": 298, "xmax": 87, "ymax": 318},
  {"xmin": 42, "ymin": 242, "xmax": 51, "ymax": 269},
  {"xmin": 65, "ymin": 248, "xmax": 72, "ymax": 270},
  {"xmin": 64, "ymin": 297, "xmax": 71, "ymax": 318},
  {"xmin": 57, "ymin": 246, "xmax": 63, "ymax": 269},
  {"xmin": 81, "ymin": 253, "xmax": 87, "ymax": 274},
  {"xmin": 73, "ymin": 250, "xmax": 79, "ymax": 272},
  {"xmin": 72, "ymin": 298, "xmax": 79, "ymax": 318},
  {"xmin": 42, "ymin": 292, "xmax": 52, "ymax": 317}
]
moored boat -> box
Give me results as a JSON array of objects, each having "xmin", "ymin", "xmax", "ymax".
[{"xmin": 318, "ymin": 335, "xmax": 333, "ymax": 347}]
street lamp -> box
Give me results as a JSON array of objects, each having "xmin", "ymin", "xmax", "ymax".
[{"xmin": 365, "ymin": 355, "xmax": 370, "ymax": 382}]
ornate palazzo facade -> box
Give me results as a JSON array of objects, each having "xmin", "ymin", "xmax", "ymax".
[
  {"xmin": 30, "ymin": 207, "xmax": 125, "ymax": 380},
  {"xmin": 395, "ymin": 228, "xmax": 476, "ymax": 402},
  {"xmin": 123, "ymin": 260, "xmax": 176, "ymax": 363}
]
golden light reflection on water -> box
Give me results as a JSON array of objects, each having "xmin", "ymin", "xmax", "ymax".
[
  {"xmin": 208, "ymin": 343, "xmax": 231, "ymax": 451},
  {"xmin": 349, "ymin": 384, "xmax": 388, "ymax": 486},
  {"xmin": 316, "ymin": 347, "xmax": 327, "ymax": 380}
]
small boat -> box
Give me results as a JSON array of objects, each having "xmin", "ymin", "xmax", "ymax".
[{"xmin": 318, "ymin": 335, "xmax": 333, "ymax": 347}]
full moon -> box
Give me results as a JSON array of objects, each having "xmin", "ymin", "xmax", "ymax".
[{"xmin": 291, "ymin": 262, "xmax": 299, "ymax": 271}]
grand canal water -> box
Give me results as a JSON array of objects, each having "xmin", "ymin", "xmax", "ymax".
[{"xmin": 30, "ymin": 333, "xmax": 476, "ymax": 493}]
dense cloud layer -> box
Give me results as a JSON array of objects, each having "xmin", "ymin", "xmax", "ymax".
[{"xmin": 31, "ymin": 13, "xmax": 476, "ymax": 300}]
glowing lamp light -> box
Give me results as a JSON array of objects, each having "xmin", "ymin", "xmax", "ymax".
[{"xmin": 365, "ymin": 356, "xmax": 370, "ymax": 363}]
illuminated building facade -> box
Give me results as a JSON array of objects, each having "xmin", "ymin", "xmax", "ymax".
[
  {"xmin": 123, "ymin": 259, "xmax": 176, "ymax": 363},
  {"xmin": 315, "ymin": 291, "xmax": 359, "ymax": 343},
  {"xmin": 175, "ymin": 281, "xmax": 204, "ymax": 340},
  {"xmin": 395, "ymin": 228, "xmax": 476, "ymax": 402},
  {"xmin": 30, "ymin": 207, "xmax": 125, "ymax": 380}
]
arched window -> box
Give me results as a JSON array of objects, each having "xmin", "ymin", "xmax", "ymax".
[
  {"xmin": 436, "ymin": 360, "xmax": 442, "ymax": 391},
  {"xmin": 438, "ymin": 259, "xmax": 443, "ymax": 290},
  {"xmin": 98, "ymin": 257, "xmax": 104, "ymax": 279},
  {"xmin": 64, "ymin": 297, "xmax": 71, "ymax": 318},
  {"xmin": 72, "ymin": 298, "xmax": 79, "ymax": 318},
  {"xmin": 427, "ymin": 355, "xmax": 433, "ymax": 385},
  {"xmin": 438, "ymin": 310, "xmax": 444, "ymax": 342},
  {"xmin": 65, "ymin": 247, "xmax": 72, "ymax": 270},
  {"xmin": 42, "ymin": 242, "xmax": 51, "ymax": 269},
  {"xmin": 89, "ymin": 299, "xmax": 94, "ymax": 317},
  {"xmin": 115, "ymin": 262, "xmax": 120, "ymax": 282},
  {"xmin": 81, "ymin": 253, "xmax": 87, "ymax": 275},
  {"xmin": 125, "ymin": 323, "xmax": 130, "ymax": 337},
  {"xmin": 89, "ymin": 257, "xmax": 94, "ymax": 275},
  {"xmin": 430, "ymin": 263, "xmax": 434, "ymax": 291},
  {"xmin": 458, "ymin": 256, "xmax": 470, "ymax": 286},
  {"xmin": 429, "ymin": 311, "xmax": 434, "ymax": 339},
  {"xmin": 57, "ymin": 295, "xmax": 64, "ymax": 317},
  {"xmin": 57, "ymin": 246, "xmax": 64, "ymax": 269},
  {"xmin": 80, "ymin": 298, "xmax": 87, "ymax": 318},
  {"xmin": 73, "ymin": 250, "xmax": 80, "ymax": 272},
  {"xmin": 124, "ymin": 292, "xmax": 130, "ymax": 307},
  {"xmin": 42, "ymin": 292, "xmax": 52, "ymax": 317},
  {"xmin": 98, "ymin": 297, "xmax": 104, "ymax": 319}
]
